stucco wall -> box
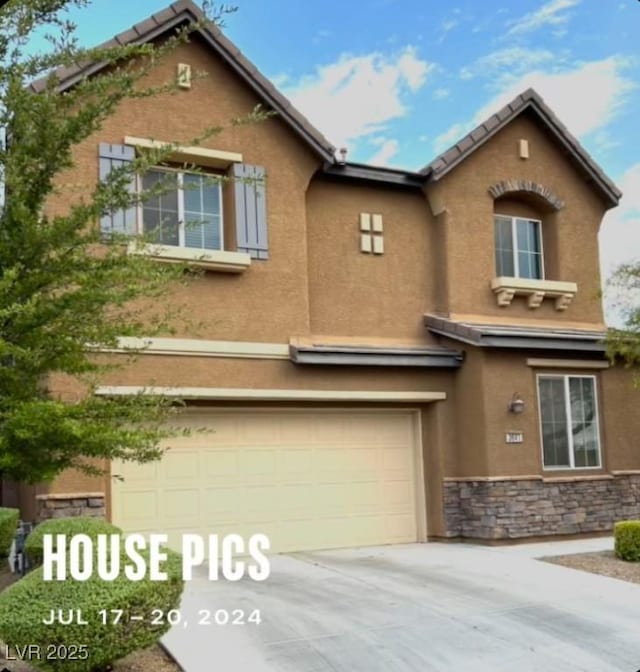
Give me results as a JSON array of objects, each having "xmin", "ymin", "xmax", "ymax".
[
  {"xmin": 467, "ymin": 349, "xmax": 640, "ymax": 479},
  {"xmin": 51, "ymin": 37, "xmax": 321, "ymax": 344},
  {"xmin": 425, "ymin": 112, "xmax": 608, "ymax": 325},
  {"xmin": 305, "ymin": 179, "xmax": 437, "ymax": 342}
]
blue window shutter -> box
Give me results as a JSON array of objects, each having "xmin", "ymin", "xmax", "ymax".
[
  {"xmin": 99, "ymin": 143, "xmax": 137, "ymax": 236},
  {"xmin": 233, "ymin": 163, "xmax": 268, "ymax": 259}
]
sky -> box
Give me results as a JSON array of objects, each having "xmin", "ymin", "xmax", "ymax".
[{"xmin": 42, "ymin": 0, "xmax": 640, "ymax": 323}]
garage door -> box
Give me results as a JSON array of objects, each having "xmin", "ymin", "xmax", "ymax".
[{"xmin": 111, "ymin": 409, "xmax": 422, "ymax": 552}]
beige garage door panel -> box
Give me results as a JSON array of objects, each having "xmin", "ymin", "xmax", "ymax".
[{"xmin": 112, "ymin": 410, "xmax": 421, "ymax": 552}]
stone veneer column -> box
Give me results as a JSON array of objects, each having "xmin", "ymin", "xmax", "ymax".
[
  {"xmin": 35, "ymin": 492, "xmax": 106, "ymax": 521},
  {"xmin": 442, "ymin": 474, "xmax": 640, "ymax": 539}
]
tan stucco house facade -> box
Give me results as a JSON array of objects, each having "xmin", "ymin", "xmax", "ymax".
[{"xmin": 4, "ymin": 0, "xmax": 640, "ymax": 551}]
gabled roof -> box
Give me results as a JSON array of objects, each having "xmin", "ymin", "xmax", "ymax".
[
  {"xmin": 29, "ymin": 0, "xmax": 336, "ymax": 162},
  {"xmin": 422, "ymin": 88, "xmax": 621, "ymax": 209},
  {"xmin": 29, "ymin": 4, "xmax": 621, "ymax": 203}
]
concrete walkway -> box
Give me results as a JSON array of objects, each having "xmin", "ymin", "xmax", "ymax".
[
  {"xmin": 163, "ymin": 538, "xmax": 639, "ymax": 672},
  {"xmin": 485, "ymin": 535, "xmax": 613, "ymax": 557}
]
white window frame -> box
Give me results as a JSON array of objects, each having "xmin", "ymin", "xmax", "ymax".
[
  {"xmin": 495, "ymin": 213, "xmax": 544, "ymax": 280},
  {"xmin": 536, "ymin": 373, "xmax": 602, "ymax": 471},
  {"xmin": 137, "ymin": 168, "xmax": 224, "ymax": 250}
]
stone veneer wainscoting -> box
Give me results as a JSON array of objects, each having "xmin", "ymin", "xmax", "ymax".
[
  {"xmin": 443, "ymin": 473, "xmax": 640, "ymax": 539},
  {"xmin": 36, "ymin": 492, "xmax": 106, "ymax": 521}
]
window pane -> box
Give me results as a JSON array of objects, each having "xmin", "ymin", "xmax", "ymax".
[
  {"xmin": 183, "ymin": 173, "xmax": 202, "ymax": 214},
  {"xmin": 569, "ymin": 377, "xmax": 600, "ymax": 468},
  {"xmin": 142, "ymin": 170, "xmax": 179, "ymax": 246},
  {"xmin": 202, "ymin": 181, "xmax": 220, "ymax": 214},
  {"xmin": 516, "ymin": 219, "xmax": 542, "ymax": 279},
  {"xmin": 182, "ymin": 174, "xmax": 222, "ymax": 250},
  {"xmin": 494, "ymin": 216, "xmax": 514, "ymax": 276},
  {"xmin": 539, "ymin": 377, "xmax": 570, "ymax": 468}
]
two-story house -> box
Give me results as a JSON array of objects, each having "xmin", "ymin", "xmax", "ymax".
[{"xmin": 6, "ymin": 0, "xmax": 640, "ymax": 551}]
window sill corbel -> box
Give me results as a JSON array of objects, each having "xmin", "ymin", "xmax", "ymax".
[{"xmin": 491, "ymin": 277, "xmax": 577, "ymax": 310}]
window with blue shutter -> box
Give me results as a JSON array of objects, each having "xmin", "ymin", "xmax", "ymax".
[
  {"xmin": 99, "ymin": 143, "xmax": 267, "ymax": 264},
  {"xmin": 98, "ymin": 143, "xmax": 137, "ymax": 237},
  {"xmin": 232, "ymin": 164, "xmax": 268, "ymax": 259}
]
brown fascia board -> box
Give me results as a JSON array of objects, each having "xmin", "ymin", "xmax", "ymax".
[
  {"xmin": 28, "ymin": 0, "xmax": 336, "ymax": 162},
  {"xmin": 421, "ymin": 88, "xmax": 622, "ymax": 209}
]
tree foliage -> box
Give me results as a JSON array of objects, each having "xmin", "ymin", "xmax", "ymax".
[
  {"xmin": 606, "ymin": 262, "xmax": 640, "ymax": 372},
  {"xmin": 0, "ymin": 0, "xmax": 255, "ymax": 482}
]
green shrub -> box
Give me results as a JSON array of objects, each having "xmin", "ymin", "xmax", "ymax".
[
  {"xmin": 25, "ymin": 517, "xmax": 122, "ymax": 566},
  {"xmin": 614, "ymin": 520, "xmax": 640, "ymax": 561},
  {"xmin": 0, "ymin": 507, "xmax": 19, "ymax": 558},
  {"xmin": 0, "ymin": 545, "xmax": 184, "ymax": 672}
]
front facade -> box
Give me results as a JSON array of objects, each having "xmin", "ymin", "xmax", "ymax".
[{"xmin": 6, "ymin": 0, "xmax": 640, "ymax": 550}]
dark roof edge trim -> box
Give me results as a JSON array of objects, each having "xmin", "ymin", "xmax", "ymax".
[
  {"xmin": 290, "ymin": 344, "xmax": 463, "ymax": 368},
  {"xmin": 194, "ymin": 28, "xmax": 336, "ymax": 161},
  {"xmin": 322, "ymin": 162, "xmax": 427, "ymax": 188},
  {"xmin": 428, "ymin": 326, "xmax": 606, "ymax": 353}
]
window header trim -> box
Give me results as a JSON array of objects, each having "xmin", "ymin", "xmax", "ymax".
[{"xmin": 124, "ymin": 136, "xmax": 243, "ymax": 169}]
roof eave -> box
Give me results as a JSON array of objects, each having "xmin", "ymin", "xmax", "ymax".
[
  {"xmin": 428, "ymin": 326, "xmax": 607, "ymax": 353},
  {"xmin": 321, "ymin": 162, "xmax": 426, "ymax": 188},
  {"xmin": 289, "ymin": 343, "xmax": 464, "ymax": 368}
]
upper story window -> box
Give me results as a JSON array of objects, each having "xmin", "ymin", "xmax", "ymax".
[
  {"xmin": 494, "ymin": 214, "xmax": 543, "ymax": 280},
  {"xmin": 538, "ymin": 374, "xmax": 601, "ymax": 470},
  {"xmin": 98, "ymin": 143, "xmax": 269, "ymax": 266},
  {"xmin": 140, "ymin": 169, "xmax": 223, "ymax": 251}
]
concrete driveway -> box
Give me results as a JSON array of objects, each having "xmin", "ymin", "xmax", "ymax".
[{"xmin": 163, "ymin": 540, "xmax": 640, "ymax": 671}]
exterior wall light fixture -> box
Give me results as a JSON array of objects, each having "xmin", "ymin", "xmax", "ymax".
[{"xmin": 509, "ymin": 393, "xmax": 525, "ymax": 414}]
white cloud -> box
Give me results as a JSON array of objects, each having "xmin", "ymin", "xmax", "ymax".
[
  {"xmin": 282, "ymin": 47, "xmax": 434, "ymax": 152},
  {"xmin": 313, "ymin": 29, "xmax": 332, "ymax": 44},
  {"xmin": 439, "ymin": 17, "xmax": 459, "ymax": 38},
  {"xmin": 433, "ymin": 57, "xmax": 635, "ymax": 153},
  {"xmin": 369, "ymin": 138, "xmax": 400, "ymax": 166},
  {"xmin": 433, "ymin": 87, "xmax": 450, "ymax": 100},
  {"xmin": 600, "ymin": 164, "xmax": 640, "ymax": 325},
  {"xmin": 436, "ymin": 9, "xmax": 463, "ymax": 43},
  {"xmin": 269, "ymin": 73, "xmax": 289, "ymax": 88},
  {"xmin": 600, "ymin": 164, "xmax": 640, "ymax": 277},
  {"xmin": 433, "ymin": 122, "xmax": 469, "ymax": 153},
  {"xmin": 460, "ymin": 47, "xmax": 555, "ymax": 80},
  {"xmin": 441, "ymin": 19, "xmax": 459, "ymax": 32},
  {"xmin": 506, "ymin": 0, "xmax": 581, "ymax": 36}
]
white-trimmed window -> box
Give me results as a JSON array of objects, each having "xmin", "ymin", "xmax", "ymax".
[
  {"xmin": 139, "ymin": 169, "xmax": 223, "ymax": 250},
  {"xmin": 537, "ymin": 374, "xmax": 601, "ymax": 469},
  {"xmin": 495, "ymin": 214, "xmax": 543, "ymax": 279}
]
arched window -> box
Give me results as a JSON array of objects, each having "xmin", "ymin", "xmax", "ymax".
[
  {"xmin": 490, "ymin": 182, "xmax": 563, "ymax": 281},
  {"xmin": 494, "ymin": 200, "xmax": 543, "ymax": 280}
]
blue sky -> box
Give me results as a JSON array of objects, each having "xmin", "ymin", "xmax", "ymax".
[{"xmin": 57, "ymin": 0, "xmax": 640, "ymax": 319}]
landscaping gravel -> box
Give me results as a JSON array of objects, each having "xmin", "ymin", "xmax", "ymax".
[{"xmin": 543, "ymin": 549, "xmax": 640, "ymax": 584}]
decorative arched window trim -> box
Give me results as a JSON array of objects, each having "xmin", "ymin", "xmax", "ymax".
[{"xmin": 488, "ymin": 180, "xmax": 564, "ymax": 211}]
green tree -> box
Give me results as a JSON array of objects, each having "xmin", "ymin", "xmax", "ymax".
[
  {"xmin": 606, "ymin": 263, "xmax": 640, "ymax": 370},
  {"xmin": 0, "ymin": 0, "xmax": 256, "ymax": 483}
]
